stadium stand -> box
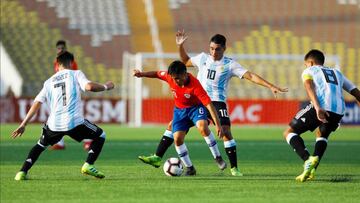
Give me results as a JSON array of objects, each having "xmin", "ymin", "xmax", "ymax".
[{"xmin": 1, "ymin": 0, "xmax": 358, "ymax": 99}]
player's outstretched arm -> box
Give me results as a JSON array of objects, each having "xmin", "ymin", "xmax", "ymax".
[
  {"xmin": 303, "ymin": 79, "xmax": 329, "ymax": 123},
  {"xmin": 205, "ymin": 103, "xmax": 224, "ymax": 138},
  {"xmin": 11, "ymin": 101, "xmax": 42, "ymax": 139},
  {"xmin": 176, "ymin": 30, "xmax": 192, "ymax": 66},
  {"xmin": 85, "ymin": 81, "xmax": 114, "ymax": 92},
  {"xmin": 133, "ymin": 69, "xmax": 158, "ymax": 78},
  {"xmin": 242, "ymin": 71, "xmax": 288, "ymax": 98}
]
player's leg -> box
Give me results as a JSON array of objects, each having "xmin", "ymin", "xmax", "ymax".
[
  {"xmin": 138, "ymin": 121, "xmax": 174, "ymax": 168},
  {"xmin": 173, "ymin": 131, "xmax": 196, "ymax": 176},
  {"xmin": 83, "ymin": 139, "xmax": 92, "ymax": 151},
  {"xmin": 15, "ymin": 125, "xmax": 61, "ymax": 180},
  {"xmin": 221, "ymin": 126, "xmax": 242, "ymax": 176},
  {"xmin": 284, "ymin": 104, "xmax": 321, "ymax": 182},
  {"xmin": 308, "ymin": 112, "xmax": 343, "ymax": 180},
  {"xmin": 195, "ymin": 119, "xmax": 226, "ymax": 170},
  {"xmin": 68, "ymin": 120, "xmax": 105, "ymax": 179}
]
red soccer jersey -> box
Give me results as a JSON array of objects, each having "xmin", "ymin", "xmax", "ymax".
[
  {"xmin": 53, "ymin": 60, "xmax": 78, "ymax": 72},
  {"xmin": 157, "ymin": 71, "xmax": 211, "ymax": 109}
]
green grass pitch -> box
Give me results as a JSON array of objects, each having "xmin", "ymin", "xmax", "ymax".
[{"xmin": 1, "ymin": 124, "xmax": 359, "ymax": 203}]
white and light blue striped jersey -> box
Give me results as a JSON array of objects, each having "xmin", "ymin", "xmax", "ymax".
[
  {"xmin": 190, "ymin": 52, "xmax": 248, "ymax": 102},
  {"xmin": 34, "ymin": 69, "xmax": 90, "ymax": 131},
  {"xmin": 301, "ymin": 65, "xmax": 356, "ymax": 115}
]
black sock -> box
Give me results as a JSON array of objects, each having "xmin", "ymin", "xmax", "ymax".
[
  {"xmin": 313, "ymin": 139, "xmax": 328, "ymax": 169},
  {"xmin": 20, "ymin": 144, "xmax": 46, "ymax": 173},
  {"xmin": 155, "ymin": 136, "xmax": 174, "ymax": 158},
  {"xmin": 225, "ymin": 146, "xmax": 237, "ymax": 168},
  {"xmin": 289, "ymin": 135, "xmax": 310, "ymax": 161},
  {"xmin": 86, "ymin": 137, "xmax": 105, "ymax": 164}
]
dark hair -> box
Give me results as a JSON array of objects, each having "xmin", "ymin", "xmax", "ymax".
[
  {"xmin": 304, "ymin": 49, "xmax": 325, "ymax": 65},
  {"xmin": 210, "ymin": 34, "xmax": 226, "ymax": 47},
  {"xmin": 57, "ymin": 51, "xmax": 74, "ymax": 68},
  {"xmin": 56, "ymin": 40, "xmax": 66, "ymax": 47},
  {"xmin": 168, "ymin": 60, "xmax": 187, "ymax": 76}
]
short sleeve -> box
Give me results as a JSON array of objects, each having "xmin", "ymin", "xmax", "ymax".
[
  {"xmin": 190, "ymin": 52, "xmax": 206, "ymax": 69},
  {"xmin": 231, "ymin": 62, "xmax": 248, "ymax": 79},
  {"xmin": 301, "ymin": 68, "xmax": 313, "ymax": 82},
  {"xmin": 75, "ymin": 70, "xmax": 91, "ymax": 91},
  {"xmin": 342, "ymin": 76, "xmax": 356, "ymax": 93},
  {"xmin": 34, "ymin": 85, "xmax": 46, "ymax": 103}
]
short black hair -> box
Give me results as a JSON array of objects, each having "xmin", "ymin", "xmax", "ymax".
[
  {"xmin": 210, "ymin": 34, "xmax": 226, "ymax": 47},
  {"xmin": 168, "ymin": 60, "xmax": 187, "ymax": 76},
  {"xmin": 57, "ymin": 51, "xmax": 74, "ymax": 68},
  {"xmin": 304, "ymin": 49, "xmax": 325, "ymax": 65},
  {"xmin": 56, "ymin": 40, "xmax": 66, "ymax": 47}
]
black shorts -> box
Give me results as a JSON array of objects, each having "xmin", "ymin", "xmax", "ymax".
[
  {"xmin": 206, "ymin": 101, "xmax": 231, "ymax": 126},
  {"xmin": 289, "ymin": 103, "xmax": 343, "ymax": 135},
  {"xmin": 39, "ymin": 119, "xmax": 103, "ymax": 146}
]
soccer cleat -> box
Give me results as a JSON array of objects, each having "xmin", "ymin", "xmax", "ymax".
[
  {"xmin": 14, "ymin": 171, "xmax": 27, "ymax": 181},
  {"xmin": 185, "ymin": 166, "xmax": 196, "ymax": 176},
  {"xmin": 81, "ymin": 163, "xmax": 105, "ymax": 179},
  {"xmin": 230, "ymin": 167, "xmax": 243, "ymax": 176},
  {"xmin": 138, "ymin": 154, "xmax": 161, "ymax": 168},
  {"xmin": 214, "ymin": 156, "xmax": 227, "ymax": 170},
  {"xmin": 306, "ymin": 168, "xmax": 316, "ymax": 181},
  {"xmin": 49, "ymin": 144, "xmax": 65, "ymax": 150},
  {"xmin": 295, "ymin": 156, "xmax": 319, "ymax": 182}
]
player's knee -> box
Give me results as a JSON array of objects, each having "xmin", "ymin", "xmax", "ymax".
[
  {"xmin": 99, "ymin": 131, "xmax": 106, "ymax": 139},
  {"xmin": 283, "ymin": 127, "xmax": 293, "ymax": 139}
]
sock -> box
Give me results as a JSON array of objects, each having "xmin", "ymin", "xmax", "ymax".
[
  {"xmin": 286, "ymin": 133, "xmax": 310, "ymax": 161},
  {"xmin": 86, "ymin": 132, "xmax": 105, "ymax": 165},
  {"xmin": 224, "ymin": 139, "xmax": 237, "ymax": 168},
  {"xmin": 155, "ymin": 130, "xmax": 174, "ymax": 158},
  {"xmin": 20, "ymin": 143, "xmax": 46, "ymax": 173},
  {"xmin": 203, "ymin": 132, "xmax": 221, "ymax": 159},
  {"xmin": 313, "ymin": 137, "xmax": 328, "ymax": 169},
  {"xmin": 175, "ymin": 144, "xmax": 192, "ymax": 167}
]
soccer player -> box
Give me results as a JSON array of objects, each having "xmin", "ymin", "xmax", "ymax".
[
  {"xmin": 51, "ymin": 40, "xmax": 92, "ymax": 150},
  {"xmin": 13, "ymin": 51, "xmax": 114, "ymax": 180},
  {"xmin": 134, "ymin": 60, "xmax": 227, "ymax": 176},
  {"xmin": 284, "ymin": 49, "xmax": 360, "ymax": 182},
  {"xmin": 139, "ymin": 31, "xmax": 288, "ymax": 176}
]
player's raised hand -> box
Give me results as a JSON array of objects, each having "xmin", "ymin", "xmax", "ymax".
[
  {"xmin": 133, "ymin": 69, "xmax": 142, "ymax": 77},
  {"xmin": 270, "ymin": 86, "xmax": 288, "ymax": 98},
  {"xmin": 11, "ymin": 125, "xmax": 25, "ymax": 139},
  {"xmin": 316, "ymin": 108, "xmax": 329, "ymax": 123},
  {"xmin": 176, "ymin": 30, "xmax": 188, "ymax": 46}
]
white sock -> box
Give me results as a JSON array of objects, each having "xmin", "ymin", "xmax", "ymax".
[
  {"xmin": 204, "ymin": 132, "xmax": 221, "ymax": 158},
  {"xmin": 175, "ymin": 144, "xmax": 192, "ymax": 167},
  {"xmin": 224, "ymin": 139, "xmax": 236, "ymax": 148}
]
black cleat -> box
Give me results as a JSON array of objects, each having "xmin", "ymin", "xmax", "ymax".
[
  {"xmin": 185, "ymin": 166, "xmax": 196, "ymax": 176},
  {"xmin": 215, "ymin": 156, "xmax": 227, "ymax": 170}
]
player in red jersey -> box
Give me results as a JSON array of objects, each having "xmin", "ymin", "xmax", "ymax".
[
  {"xmin": 50, "ymin": 40, "xmax": 92, "ymax": 151},
  {"xmin": 134, "ymin": 61, "xmax": 227, "ymax": 176}
]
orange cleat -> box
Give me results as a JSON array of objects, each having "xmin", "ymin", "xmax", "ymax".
[{"xmin": 50, "ymin": 144, "xmax": 65, "ymax": 150}]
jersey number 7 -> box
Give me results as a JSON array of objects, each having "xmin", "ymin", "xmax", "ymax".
[{"xmin": 54, "ymin": 82, "xmax": 67, "ymax": 106}]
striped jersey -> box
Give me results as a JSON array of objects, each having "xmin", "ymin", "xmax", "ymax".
[
  {"xmin": 34, "ymin": 69, "xmax": 90, "ymax": 131},
  {"xmin": 301, "ymin": 65, "xmax": 356, "ymax": 115},
  {"xmin": 190, "ymin": 52, "xmax": 248, "ymax": 102}
]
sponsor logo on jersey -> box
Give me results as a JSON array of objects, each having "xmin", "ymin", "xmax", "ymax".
[{"xmin": 184, "ymin": 93, "xmax": 191, "ymax": 99}]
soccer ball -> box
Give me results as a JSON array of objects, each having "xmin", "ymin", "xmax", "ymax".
[{"xmin": 163, "ymin": 157, "xmax": 183, "ymax": 176}]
